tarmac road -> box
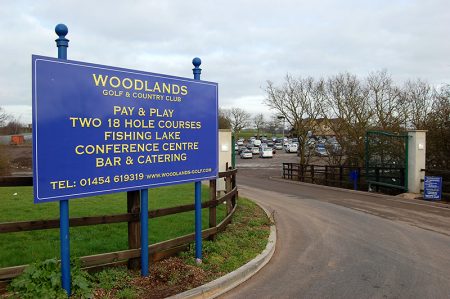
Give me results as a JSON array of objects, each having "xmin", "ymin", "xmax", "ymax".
[{"xmin": 220, "ymin": 157, "xmax": 450, "ymax": 299}]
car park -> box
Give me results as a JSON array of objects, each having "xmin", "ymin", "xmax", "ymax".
[
  {"xmin": 260, "ymin": 147, "xmax": 273, "ymax": 158},
  {"xmin": 274, "ymin": 143, "xmax": 283, "ymax": 150},
  {"xmin": 237, "ymin": 140, "xmax": 244, "ymax": 146},
  {"xmin": 240, "ymin": 149, "xmax": 253, "ymax": 159},
  {"xmin": 251, "ymin": 147, "xmax": 260, "ymax": 155}
]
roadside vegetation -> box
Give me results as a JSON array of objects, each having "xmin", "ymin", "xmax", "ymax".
[{"xmin": 3, "ymin": 198, "xmax": 270, "ymax": 299}]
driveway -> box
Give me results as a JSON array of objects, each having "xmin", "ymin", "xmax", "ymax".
[{"xmin": 221, "ymin": 153, "xmax": 450, "ymax": 298}]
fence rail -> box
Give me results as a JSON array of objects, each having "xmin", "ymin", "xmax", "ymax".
[
  {"xmin": 0, "ymin": 169, "xmax": 238, "ymax": 289},
  {"xmin": 282, "ymin": 163, "xmax": 407, "ymax": 193},
  {"xmin": 283, "ymin": 163, "xmax": 450, "ymax": 199}
]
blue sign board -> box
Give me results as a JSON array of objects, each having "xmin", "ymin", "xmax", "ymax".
[
  {"xmin": 423, "ymin": 176, "xmax": 442, "ymax": 200},
  {"xmin": 32, "ymin": 55, "xmax": 218, "ymax": 203}
]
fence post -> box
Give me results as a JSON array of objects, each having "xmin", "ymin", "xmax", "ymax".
[
  {"xmin": 208, "ymin": 180, "xmax": 217, "ymax": 241},
  {"xmin": 231, "ymin": 171, "xmax": 237, "ymax": 207},
  {"xmin": 375, "ymin": 167, "xmax": 380, "ymax": 192},
  {"xmin": 339, "ymin": 166, "xmax": 343, "ymax": 188},
  {"xmin": 311, "ymin": 165, "xmax": 315, "ymax": 184},
  {"xmin": 225, "ymin": 174, "xmax": 232, "ymax": 214},
  {"xmin": 400, "ymin": 167, "xmax": 405, "ymax": 190},
  {"xmin": 127, "ymin": 190, "xmax": 141, "ymax": 270},
  {"xmin": 357, "ymin": 167, "xmax": 362, "ymax": 190},
  {"xmin": 325, "ymin": 165, "xmax": 328, "ymax": 186}
]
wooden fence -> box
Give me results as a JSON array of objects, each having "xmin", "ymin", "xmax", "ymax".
[
  {"xmin": 283, "ymin": 163, "xmax": 364, "ymax": 190},
  {"xmin": 282, "ymin": 163, "xmax": 408, "ymax": 194},
  {"xmin": 283, "ymin": 163, "xmax": 450, "ymax": 200},
  {"xmin": 0, "ymin": 169, "xmax": 238, "ymax": 291}
]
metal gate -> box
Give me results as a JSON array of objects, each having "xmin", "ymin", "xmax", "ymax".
[{"xmin": 365, "ymin": 131, "xmax": 408, "ymax": 192}]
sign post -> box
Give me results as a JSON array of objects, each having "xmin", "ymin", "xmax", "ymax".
[
  {"xmin": 55, "ymin": 23, "xmax": 71, "ymax": 296},
  {"xmin": 33, "ymin": 25, "xmax": 218, "ymax": 288},
  {"xmin": 140, "ymin": 188, "xmax": 149, "ymax": 276},
  {"xmin": 193, "ymin": 57, "xmax": 202, "ymax": 263}
]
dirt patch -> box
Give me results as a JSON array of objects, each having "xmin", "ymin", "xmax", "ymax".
[
  {"xmin": 0, "ymin": 144, "xmax": 32, "ymax": 174},
  {"xmin": 91, "ymin": 257, "xmax": 214, "ymax": 299},
  {"xmin": 134, "ymin": 257, "xmax": 211, "ymax": 298}
]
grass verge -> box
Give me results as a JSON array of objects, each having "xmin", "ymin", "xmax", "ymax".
[
  {"xmin": 0, "ymin": 184, "xmax": 225, "ymax": 267},
  {"xmin": 89, "ymin": 197, "xmax": 271, "ymax": 298},
  {"xmin": 4, "ymin": 197, "xmax": 271, "ymax": 298}
]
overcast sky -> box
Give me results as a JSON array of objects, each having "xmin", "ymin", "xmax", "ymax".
[{"xmin": 1, "ymin": 0, "xmax": 449, "ymax": 124}]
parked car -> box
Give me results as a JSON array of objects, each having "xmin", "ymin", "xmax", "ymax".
[
  {"xmin": 240, "ymin": 150, "xmax": 253, "ymax": 159},
  {"xmin": 253, "ymin": 139, "xmax": 261, "ymax": 147},
  {"xmin": 251, "ymin": 147, "xmax": 260, "ymax": 155},
  {"xmin": 274, "ymin": 143, "xmax": 283, "ymax": 150},
  {"xmin": 315, "ymin": 145, "xmax": 328, "ymax": 157},
  {"xmin": 259, "ymin": 147, "xmax": 273, "ymax": 158},
  {"xmin": 285, "ymin": 143, "xmax": 298, "ymax": 153},
  {"xmin": 237, "ymin": 146, "xmax": 247, "ymax": 154},
  {"xmin": 237, "ymin": 140, "xmax": 244, "ymax": 146}
]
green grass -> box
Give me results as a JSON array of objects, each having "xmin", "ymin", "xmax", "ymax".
[
  {"xmin": 181, "ymin": 198, "xmax": 271, "ymax": 274},
  {"xmin": 0, "ymin": 183, "xmax": 226, "ymax": 268},
  {"xmin": 90, "ymin": 197, "xmax": 271, "ymax": 298},
  {"xmin": 4, "ymin": 197, "xmax": 271, "ymax": 298}
]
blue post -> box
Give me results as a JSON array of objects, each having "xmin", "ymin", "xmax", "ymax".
[
  {"xmin": 140, "ymin": 189, "xmax": 149, "ymax": 276},
  {"xmin": 193, "ymin": 57, "xmax": 202, "ymax": 262},
  {"xmin": 194, "ymin": 181, "xmax": 202, "ymax": 261},
  {"xmin": 55, "ymin": 23, "xmax": 71, "ymax": 296},
  {"xmin": 192, "ymin": 57, "xmax": 202, "ymax": 80}
]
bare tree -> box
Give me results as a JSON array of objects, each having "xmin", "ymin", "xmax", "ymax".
[
  {"xmin": 264, "ymin": 75, "xmax": 322, "ymax": 164},
  {"xmin": 222, "ymin": 108, "xmax": 251, "ymax": 140},
  {"xmin": 0, "ymin": 106, "xmax": 10, "ymax": 128},
  {"xmin": 218, "ymin": 108, "xmax": 231, "ymax": 129},
  {"xmin": 253, "ymin": 113, "xmax": 266, "ymax": 138},
  {"xmin": 402, "ymin": 79, "xmax": 433, "ymax": 130},
  {"xmin": 0, "ymin": 107, "xmax": 11, "ymax": 175},
  {"xmin": 425, "ymin": 85, "xmax": 450, "ymax": 169},
  {"xmin": 323, "ymin": 72, "xmax": 371, "ymax": 166},
  {"xmin": 265, "ymin": 114, "xmax": 282, "ymax": 136},
  {"xmin": 3, "ymin": 119, "xmax": 23, "ymax": 135},
  {"xmin": 366, "ymin": 70, "xmax": 405, "ymax": 131}
]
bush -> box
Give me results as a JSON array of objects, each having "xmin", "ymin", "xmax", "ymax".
[{"xmin": 8, "ymin": 258, "xmax": 92, "ymax": 299}]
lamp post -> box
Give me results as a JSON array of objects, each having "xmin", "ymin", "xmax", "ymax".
[{"xmin": 277, "ymin": 115, "xmax": 285, "ymax": 141}]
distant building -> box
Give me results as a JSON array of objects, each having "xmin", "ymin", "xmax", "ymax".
[{"xmin": 290, "ymin": 118, "xmax": 342, "ymax": 138}]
